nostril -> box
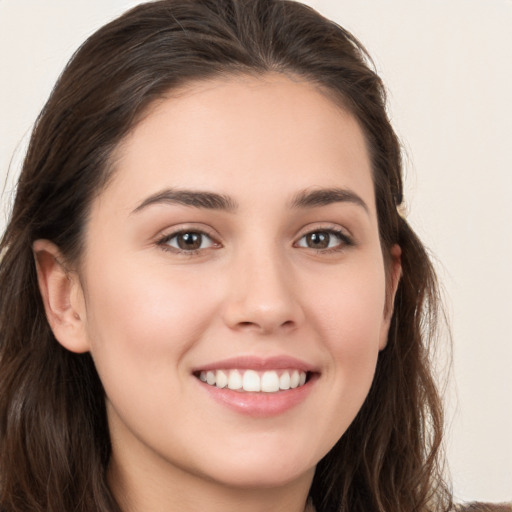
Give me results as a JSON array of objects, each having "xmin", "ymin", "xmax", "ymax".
[{"xmin": 234, "ymin": 318, "xmax": 297, "ymax": 333}]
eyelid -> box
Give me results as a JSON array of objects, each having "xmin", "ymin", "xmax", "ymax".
[{"xmin": 295, "ymin": 222, "xmax": 353, "ymax": 239}]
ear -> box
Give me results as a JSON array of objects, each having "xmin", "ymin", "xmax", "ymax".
[
  {"xmin": 379, "ymin": 244, "xmax": 402, "ymax": 350},
  {"xmin": 33, "ymin": 239, "xmax": 90, "ymax": 353}
]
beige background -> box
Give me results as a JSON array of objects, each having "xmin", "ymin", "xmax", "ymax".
[{"xmin": 1, "ymin": 0, "xmax": 511, "ymax": 502}]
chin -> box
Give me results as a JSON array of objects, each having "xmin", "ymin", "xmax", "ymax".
[
  {"xmin": 204, "ymin": 462, "xmax": 315, "ymax": 490},
  {"xmin": 189, "ymin": 441, "xmax": 320, "ymax": 490}
]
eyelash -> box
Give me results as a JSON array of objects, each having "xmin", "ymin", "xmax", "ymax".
[
  {"xmin": 156, "ymin": 227, "xmax": 353, "ymax": 256},
  {"xmin": 295, "ymin": 228, "xmax": 354, "ymax": 253}
]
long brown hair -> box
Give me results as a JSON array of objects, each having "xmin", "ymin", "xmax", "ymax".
[{"xmin": 0, "ymin": 1, "xmax": 451, "ymax": 511}]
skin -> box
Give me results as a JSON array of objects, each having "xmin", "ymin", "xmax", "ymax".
[{"xmin": 34, "ymin": 74, "xmax": 401, "ymax": 512}]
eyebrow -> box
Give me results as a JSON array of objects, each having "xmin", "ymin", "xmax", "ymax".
[
  {"xmin": 131, "ymin": 188, "xmax": 238, "ymax": 214},
  {"xmin": 131, "ymin": 186, "xmax": 369, "ymax": 215},
  {"xmin": 290, "ymin": 187, "xmax": 369, "ymax": 213}
]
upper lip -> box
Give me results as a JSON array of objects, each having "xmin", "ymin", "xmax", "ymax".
[{"xmin": 192, "ymin": 355, "xmax": 318, "ymax": 373}]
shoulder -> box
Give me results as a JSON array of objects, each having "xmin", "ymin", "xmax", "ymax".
[{"xmin": 455, "ymin": 503, "xmax": 512, "ymax": 512}]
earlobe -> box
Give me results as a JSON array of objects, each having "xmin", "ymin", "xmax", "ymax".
[
  {"xmin": 33, "ymin": 239, "xmax": 90, "ymax": 353},
  {"xmin": 379, "ymin": 244, "xmax": 402, "ymax": 350}
]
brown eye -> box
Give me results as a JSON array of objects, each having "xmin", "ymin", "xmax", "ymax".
[
  {"xmin": 162, "ymin": 231, "xmax": 215, "ymax": 252},
  {"xmin": 304, "ymin": 232, "xmax": 330, "ymax": 249},
  {"xmin": 296, "ymin": 230, "xmax": 351, "ymax": 251}
]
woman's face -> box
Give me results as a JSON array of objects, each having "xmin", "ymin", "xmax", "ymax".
[{"xmin": 68, "ymin": 75, "xmax": 399, "ymax": 492}]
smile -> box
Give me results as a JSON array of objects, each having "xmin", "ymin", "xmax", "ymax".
[{"xmin": 197, "ymin": 369, "xmax": 308, "ymax": 392}]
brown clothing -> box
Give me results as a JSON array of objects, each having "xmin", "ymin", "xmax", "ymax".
[
  {"xmin": 456, "ymin": 504, "xmax": 512, "ymax": 512},
  {"xmin": 305, "ymin": 502, "xmax": 512, "ymax": 512}
]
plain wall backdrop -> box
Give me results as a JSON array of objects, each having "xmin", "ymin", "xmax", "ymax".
[{"xmin": 1, "ymin": 0, "xmax": 511, "ymax": 503}]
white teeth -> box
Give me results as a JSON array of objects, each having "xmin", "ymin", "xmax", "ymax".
[
  {"xmin": 216, "ymin": 369, "xmax": 228, "ymax": 388},
  {"xmin": 290, "ymin": 370, "xmax": 300, "ymax": 388},
  {"xmin": 279, "ymin": 371, "xmax": 291, "ymax": 390},
  {"xmin": 227, "ymin": 370, "xmax": 243, "ymax": 390},
  {"xmin": 243, "ymin": 370, "xmax": 261, "ymax": 392},
  {"xmin": 261, "ymin": 371, "xmax": 280, "ymax": 392},
  {"xmin": 198, "ymin": 369, "xmax": 308, "ymax": 393}
]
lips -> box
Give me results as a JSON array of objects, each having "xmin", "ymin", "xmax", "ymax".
[{"xmin": 192, "ymin": 356, "xmax": 318, "ymax": 416}]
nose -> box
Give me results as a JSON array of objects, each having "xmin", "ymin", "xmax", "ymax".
[{"xmin": 221, "ymin": 246, "xmax": 305, "ymax": 335}]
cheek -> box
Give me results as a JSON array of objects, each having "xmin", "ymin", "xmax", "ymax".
[
  {"xmin": 307, "ymin": 259, "xmax": 387, "ymax": 398},
  {"xmin": 80, "ymin": 256, "xmax": 227, "ymax": 451},
  {"xmin": 314, "ymin": 260, "xmax": 387, "ymax": 345},
  {"xmin": 81, "ymin": 256, "xmax": 220, "ymax": 383}
]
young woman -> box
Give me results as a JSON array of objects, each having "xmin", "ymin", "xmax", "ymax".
[{"xmin": 0, "ymin": 1, "xmax": 508, "ymax": 511}]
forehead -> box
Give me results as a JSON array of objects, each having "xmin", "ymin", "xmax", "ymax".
[{"xmin": 101, "ymin": 73, "xmax": 375, "ymax": 215}]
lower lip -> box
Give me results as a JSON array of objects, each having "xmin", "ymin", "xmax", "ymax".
[{"xmin": 196, "ymin": 374, "xmax": 317, "ymax": 418}]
